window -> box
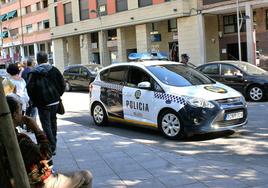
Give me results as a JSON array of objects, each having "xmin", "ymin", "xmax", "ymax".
[
  {"xmin": 91, "ymin": 32, "xmax": 98, "ymax": 43},
  {"xmin": 223, "ymin": 14, "xmax": 245, "ymax": 34},
  {"xmin": 128, "ymin": 67, "xmax": 151, "ymax": 87},
  {"xmin": 79, "ymin": 0, "xmax": 89, "ymax": 20},
  {"xmin": 39, "ymin": 43, "xmax": 45, "ymax": 51},
  {"xmin": 43, "ymin": 20, "xmax": 49, "ymax": 29},
  {"xmin": 97, "ymin": 0, "xmax": 107, "ymax": 16},
  {"xmin": 116, "ymin": 0, "xmax": 128, "ymax": 12},
  {"xmin": 138, "ymin": 0, "xmax": 152, "ymax": 7},
  {"xmin": 26, "ymin": 24, "xmax": 33, "ymax": 33},
  {"xmin": 55, "ymin": 6, "xmax": 58, "ymax": 26},
  {"xmin": 266, "ymin": 10, "xmax": 268, "ymax": 29},
  {"xmin": 64, "ymin": 2, "xmax": 73, "ymax": 24},
  {"xmin": 25, "ymin": 5, "xmax": 31, "ymax": 14},
  {"xmin": 37, "ymin": 21, "xmax": 42, "ymax": 30},
  {"xmin": 168, "ymin": 19, "xmax": 177, "ymax": 32},
  {"xmin": 9, "ymin": 28, "xmax": 19, "ymax": 37},
  {"xmin": 100, "ymin": 69, "xmax": 109, "ymax": 81},
  {"xmin": 200, "ymin": 64, "xmax": 219, "ymax": 75},
  {"xmin": 29, "ymin": 45, "xmax": 35, "ymax": 56},
  {"xmin": 43, "ymin": 0, "xmax": 48, "ymax": 8},
  {"xmin": 108, "ymin": 29, "xmax": 117, "ymax": 41},
  {"xmin": 36, "ymin": 2, "xmax": 41, "ymax": 10},
  {"xmin": 221, "ymin": 64, "xmax": 241, "ymax": 76},
  {"xmin": 68, "ymin": 67, "xmax": 80, "ymax": 74},
  {"xmin": 107, "ymin": 66, "xmax": 127, "ymax": 85}
]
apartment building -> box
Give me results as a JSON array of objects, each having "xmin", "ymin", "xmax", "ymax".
[
  {"xmin": 0, "ymin": 0, "xmax": 52, "ymax": 64},
  {"xmin": 49, "ymin": 0, "xmax": 268, "ymax": 72}
]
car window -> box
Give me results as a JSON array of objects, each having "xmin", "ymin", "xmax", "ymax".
[
  {"xmin": 68, "ymin": 67, "xmax": 79, "ymax": 74},
  {"xmin": 127, "ymin": 67, "xmax": 151, "ymax": 87},
  {"xmin": 107, "ymin": 66, "xmax": 128, "ymax": 85},
  {"xmin": 221, "ymin": 64, "xmax": 241, "ymax": 76},
  {"xmin": 147, "ymin": 64, "xmax": 215, "ymax": 87},
  {"xmin": 81, "ymin": 67, "xmax": 89, "ymax": 76},
  {"xmin": 200, "ymin": 64, "xmax": 219, "ymax": 75},
  {"xmin": 100, "ymin": 69, "xmax": 109, "ymax": 81}
]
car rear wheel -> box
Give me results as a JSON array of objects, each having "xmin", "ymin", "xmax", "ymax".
[
  {"xmin": 248, "ymin": 85, "xmax": 264, "ymax": 102},
  {"xmin": 65, "ymin": 81, "xmax": 72, "ymax": 92},
  {"xmin": 158, "ymin": 110, "xmax": 184, "ymax": 139},
  {"xmin": 92, "ymin": 103, "xmax": 107, "ymax": 126}
]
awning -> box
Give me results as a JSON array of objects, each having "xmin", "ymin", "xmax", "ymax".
[
  {"xmin": 1, "ymin": 31, "xmax": 8, "ymax": 38},
  {"xmin": 0, "ymin": 14, "xmax": 7, "ymax": 21},
  {"xmin": 6, "ymin": 10, "xmax": 17, "ymax": 19}
]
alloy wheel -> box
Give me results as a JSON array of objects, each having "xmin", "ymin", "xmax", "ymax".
[
  {"xmin": 249, "ymin": 87, "xmax": 263, "ymax": 101},
  {"xmin": 161, "ymin": 113, "xmax": 181, "ymax": 137},
  {"xmin": 93, "ymin": 105, "xmax": 104, "ymax": 124}
]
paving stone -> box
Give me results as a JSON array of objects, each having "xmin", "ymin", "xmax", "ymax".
[
  {"xmin": 202, "ymin": 178, "xmax": 248, "ymax": 188},
  {"xmin": 158, "ymin": 173, "xmax": 197, "ymax": 187},
  {"xmin": 128, "ymin": 178, "xmax": 167, "ymax": 188}
]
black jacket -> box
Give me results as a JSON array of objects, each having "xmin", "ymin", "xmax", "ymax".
[{"xmin": 27, "ymin": 64, "xmax": 65, "ymax": 107}]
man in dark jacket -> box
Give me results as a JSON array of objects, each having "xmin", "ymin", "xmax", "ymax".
[{"xmin": 27, "ymin": 51, "xmax": 65, "ymax": 155}]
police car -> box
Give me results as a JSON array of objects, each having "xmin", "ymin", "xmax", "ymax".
[{"xmin": 89, "ymin": 55, "xmax": 247, "ymax": 139}]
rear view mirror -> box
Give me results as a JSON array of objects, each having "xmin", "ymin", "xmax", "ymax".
[{"xmin": 138, "ymin": 81, "xmax": 151, "ymax": 89}]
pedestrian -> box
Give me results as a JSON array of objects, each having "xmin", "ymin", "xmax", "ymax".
[
  {"xmin": 27, "ymin": 51, "xmax": 65, "ymax": 155},
  {"xmin": 5, "ymin": 63, "xmax": 29, "ymax": 114},
  {"xmin": 180, "ymin": 53, "xmax": 190, "ymax": 65},
  {"xmin": 22, "ymin": 57, "xmax": 38, "ymax": 129},
  {"xmin": 6, "ymin": 96, "xmax": 93, "ymax": 188}
]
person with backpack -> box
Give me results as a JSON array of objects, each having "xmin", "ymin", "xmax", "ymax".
[{"xmin": 27, "ymin": 52, "xmax": 65, "ymax": 155}]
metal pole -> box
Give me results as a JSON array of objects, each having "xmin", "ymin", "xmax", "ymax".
[
  {"xmin": 236, "ymin": 0, "xmax": 242, "ymax": 61},
  {"xmin": 19, "ymin": 0, "xmax": 24, "ymax": 61}
]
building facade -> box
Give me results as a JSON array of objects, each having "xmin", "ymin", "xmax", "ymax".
[
  {"xmin": 0, "ymin": 0, "xmax": 52, "ymax": 64},
  {"xmin": 49, "ymin": 0, "xmax": 268, "ymax": 72}
]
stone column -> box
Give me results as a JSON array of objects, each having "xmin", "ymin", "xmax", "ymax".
[
  {"xmin": 20, "ymin": 45, "xmax": 25, "ymax": 61},
  {"xmin": 178, "ymin": 15, "xmax": 206, "ymax": 65},
  {"xmin": 67, "ymin": 36, "xmax": 81, "ymax": 65},
  {"xmin": 80, "ymin": 33, "xmax": 93, "ymax": 64},
  {"xmin": 117, "ymin": 27, "xmax": 127, "ymax": 62},
  {"xmin": 53, "ymin": 38, "xmax": 68, "ymax": 72},
  {"xmin": 135, "ymin": 24, "xmax": 151, "ymax": 53},
  {"xmin": 245, "ymin": 3, "xmax": 255, "ymax": 64},
  {"xmin": 34, "ymin": 43, "xmax": 39, "ymax": 60},
  {"xmin": 98, "ymin": 30, "xmax": 110, "ymax": 66}
]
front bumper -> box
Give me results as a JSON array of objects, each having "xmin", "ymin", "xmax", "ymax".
[{"xmin": 179, "ymin": 97, "xmax": 248, "ymax": 136}]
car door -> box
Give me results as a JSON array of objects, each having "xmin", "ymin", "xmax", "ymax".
[
  {"xmin": 100, "ymin": 66, "xmax": 128, "ymax": 118},
  {"xmin": 67, "ymin": 67, "xmax": 80, "ymax": 87},
  {"xmin": 220, "ymin": 64, "xmax": 245, "ymax": 92},
  {"xmin": 198, "ymin": 64, "xmax": 220, "ymax": 82},
  {"xmin": 123, "ymin": 66, "xmax": 162, "ymax": 125}
]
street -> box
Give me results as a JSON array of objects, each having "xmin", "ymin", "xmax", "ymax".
[{"xmin": 56, "ymin": 91, "xmax": 268, "ymax": 187}]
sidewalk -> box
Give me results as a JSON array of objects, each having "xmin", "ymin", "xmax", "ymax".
[{"xmin": 43, "ymin": 118, "xmax": 268, "ymax": 188}]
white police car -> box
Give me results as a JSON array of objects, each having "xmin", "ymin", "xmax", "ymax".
[{"xmin": 89, "ymin": 59, "xmax": 247, "ymax": 139}]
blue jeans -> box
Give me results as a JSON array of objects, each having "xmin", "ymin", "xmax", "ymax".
[{"xmin": 38, "ymin": 104, "xmax": 59, "ymax": 152}]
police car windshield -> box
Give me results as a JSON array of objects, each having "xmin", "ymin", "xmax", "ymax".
[{"xmin": 147, "ymin": 64, "xmax": 215, "ymax": 87}]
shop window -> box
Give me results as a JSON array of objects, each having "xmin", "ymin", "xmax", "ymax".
[
  {"xmin": 79, "ymin": 0, "xmax": 89, "ymax": 20},
  {"xmin": 29, "ymin": 45, "xmax": 35, "ymax": 56},
  {"xmin": 116, "ymin": 0, "xmax": 128, "ymax": 12},
  {"xmin": 39, "ymin": 43, "xmax": 46, "ymax": 51},
  {"xmin": 138, "ymin": 0, "xmax": 152, "ymax": 7},
  {"xmin": 64, "ymin": 2, "xmax": 73, "ymax": 24},
  {"xmin": 91, "ymin": 32, "xmax": 98, "ymax": 43}
]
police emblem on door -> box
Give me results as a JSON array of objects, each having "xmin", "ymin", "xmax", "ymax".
[{"xmin": 135, "ymin": 90, "xmax": 141, "ymax": 99}]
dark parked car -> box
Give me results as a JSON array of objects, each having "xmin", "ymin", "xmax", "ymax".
[
  {"xmin": 63, "ymin": 64, "xmax": 102, "ymax": 91},
  {"xmin": 196, "ymin": 61, "xmax": 268, "ymax": 102}
]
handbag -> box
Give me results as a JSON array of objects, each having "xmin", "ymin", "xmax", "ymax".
[{"xmin": 57, "ymin": 99, "xmax": 65, "ymax": 115}]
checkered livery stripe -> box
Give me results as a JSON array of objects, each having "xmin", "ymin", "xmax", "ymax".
[
  {"xmin": 154, "ymin": 92, "xmax": 187, "ymax": 105},
  {"xmin": 93, "ymin": 81, "xmax": 123, "ymax": 91}
]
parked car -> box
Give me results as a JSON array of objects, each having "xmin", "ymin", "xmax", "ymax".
[
  {"xmin": 63, "ymin": 64, "xmax": 102, "ymax": 91},
  {"xmin": 89, "ymin": 59, "xmax": 247, "ymax": 139},
  {"xmin": 196, "ymin": 61, "xmax": 268, "ymax": 102}
]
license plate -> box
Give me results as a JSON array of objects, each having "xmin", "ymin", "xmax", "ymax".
[{"xmin": 225, "ymin": 111, "xmax": 243, "ymax": 121}]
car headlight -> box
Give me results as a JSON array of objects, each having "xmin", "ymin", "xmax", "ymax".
[{"xmin": 186, "ymin": 97, "xmax": 215, "ymax": 109}]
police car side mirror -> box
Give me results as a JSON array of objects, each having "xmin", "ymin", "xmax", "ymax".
[{"xmin": 138, "ymin": 81, "xmax": 151, "ymax": 89}]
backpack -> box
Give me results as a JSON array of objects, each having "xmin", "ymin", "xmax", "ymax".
[{"xmin": 26, "ymin": 72, "xmax": 60, "ymax": 107}]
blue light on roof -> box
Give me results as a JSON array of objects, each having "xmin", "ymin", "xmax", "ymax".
[{"xmin": 128, "ymin": 52, "xmax": 168, "ymax": 61}]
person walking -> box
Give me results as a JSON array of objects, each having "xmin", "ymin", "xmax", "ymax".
[
  {"xmin": 27, "ymin": 52, "xmax": 65, "ymax": 155},
  {"xmin": 6, "ymin": 96, "xmax": 93, "ymax": 188}
]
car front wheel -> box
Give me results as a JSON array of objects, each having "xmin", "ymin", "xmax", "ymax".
[
  {"xmin": 158, "ymin": 110, "xmax": 184, "ymax": 139},
  {"xmin": 248, "ymin": 85, "xmax": 264, "ymax": 102},
  {"xmin": 65, "ymin": 81, "xmax": 72, "ymax": 92},
  {"xmin": 92, "ymin": 103, "xmax": 107, "ymax": 126}
]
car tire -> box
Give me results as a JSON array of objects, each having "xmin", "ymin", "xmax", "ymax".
[
  {"xmin": 92, "ymin": 103, "xmax": 107, "ymax": 126},
  {"xmin": 247, "ymin": 85, "xmax": 265, "ymax": 102},
  {"xmin": 158, "ymin": 110, "xmax": 185, "ymax": 140},
  {"xmin": 65, "ymin": 81, "xmax": 72, "ymax": 92}
]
